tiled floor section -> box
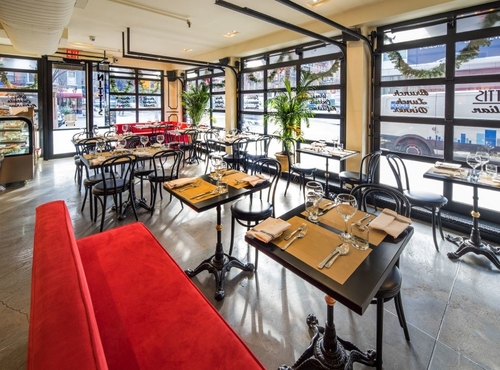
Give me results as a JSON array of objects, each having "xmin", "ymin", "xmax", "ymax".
[{"xmin": 0, "ymin": 157, "xmax": 499, "ymax": 370}]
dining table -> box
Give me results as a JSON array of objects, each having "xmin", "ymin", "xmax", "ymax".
[
  {"xmin": 163, "ymin": 170, "xmax": 271, "ymax": 301},
  {"xmin": 423, "ymin": 164, "xmax": 500, "ymax": 269},
  {"xmin": 245, "ymin": 203, "xmax": 414, "ymax": 369},
  {"xmin": 80, "ymin": 146, "xmax": 164, "ymax": 218},
  {"xmin": 297, "ymin": 145, "xmax": 359, "ymax": 199}
]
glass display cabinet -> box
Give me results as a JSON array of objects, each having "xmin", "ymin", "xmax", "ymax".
[{"xmin": 0, "ymin": 116, "xmax": 34, "ymax": 185}]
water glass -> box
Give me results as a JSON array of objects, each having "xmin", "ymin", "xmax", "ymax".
[
  {"xmin": 350, "ymin": 222, "xmax": 369, "ymax": 250},
  {"xmin": 486, "ymin": 164, "xmax": 497, "ymax": 178},
  {"xmin": 304, "ymin": 181, "xmax": 324, "ymax": 223},
  {"xmin": 217, "ymin": 181, "xmax": 228, "ymax": 194},
  {"xmin": 140, "ymin": 135, "xmax": 149, "ymax": 148}
]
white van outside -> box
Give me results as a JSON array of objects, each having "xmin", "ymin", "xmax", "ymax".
[{"xmin": 380, "ymin": 89, "xmax": 500, "ymax": 158}]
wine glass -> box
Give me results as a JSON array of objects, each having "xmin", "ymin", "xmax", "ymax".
[
  {"xmin": 116, "ymin": 138, "xmax": 127, "ymax": 150},
  {"xmin": 140, "ymin": 135, "xmax": 149, "ymax": 148},
  {"xmin": 335, "ymin": 194, "xmax": 358, "ymax": 243},
  {"xmin": 466, "ymin": 152, "xmax": 480, "ymax": 181},
  {"xmin": 93, "ymin": 125, "xmax": 99, "ymax": 137},
  {"xmin": 96, "ymin": 139, "xmax": 106, "ymax": 153},
  {"xmin": 476, "ymin": 151, "xmax": 490, "ymax": 176},
  {"xmin": 304, "ymin": 181, "xmax": 324, "ymax": 223},
  {"xmin": 122, "ymin": 124, "xmax": 129, "ymax": 134},
  {"xmin": 156, "ymin": 134, "xmax": 165, "ymax": 147}
]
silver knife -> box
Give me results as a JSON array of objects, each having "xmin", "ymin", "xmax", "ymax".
[
  {"xmin": 317, "ymin": 243, "xmax": 342, "ymax": 269},
  {"xmin": 318, "ymin": 203, "xmax": 338, "ymax": 216},
  {"xmin": 190, "ymin": 190, "xmax": 214, "ymax": 199}
]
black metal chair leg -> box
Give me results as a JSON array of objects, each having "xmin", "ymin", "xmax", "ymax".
[
  {"xmin": 284, "ymin": 173, "xmax": 292, "ymax": 196},
  {"xmin": 394, "ymin": 292, "xmax": 410, "ymax": 341},
  {"xmin": 229, "ymin": 216, "xmax": 236, "ymax": 256},
  {"xmin": 376, "ymin": 297, "xmax": 384, "ymax": 370},
  {"xmin": 437, "ymin": 207, "xmax": 445, "ymax": 239},
  {"xmin": 431, "ymin": 207, "xmax": 439, "ymax": 251}
]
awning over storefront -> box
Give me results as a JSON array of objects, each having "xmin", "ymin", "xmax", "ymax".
[{"xmin": 56, "ymin": 92, "xmax": 83, "ymax": 98}]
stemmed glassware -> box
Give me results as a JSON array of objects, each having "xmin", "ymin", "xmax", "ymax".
[
  {"xmin": 93, "ymin": 125, "xmax": 99, "ymax": 137},
  {"xmin": 116, "ymin": 138, "xmax": 127, "ymax": 150},
  {"xmin": 476, "ymin": 150, "xmax": 490, "ymax": 176},
  {"xmin": 140, "ymin": 135, "xmax": 149, "ymax": 148},
  {"xmin": 122, "ymin": 124, "xmax": 129, "ymax": 135},
  {"xmin": 156, "ymin": 134, "xmax": 165, "ymax": 147},
  {"xmin": 466, "ymin": 152, "xmax": 481, "ymax": 181},
  {"xmin": 304, "ymin": 181, "xmax": 324, "ymax": 223},
  {"xmin": 96, "ymin": 139, "xmax": 106, "ymax": 153},
  {"xmin": 335, "ymin": 193, "xmax": 358, "ymax": 244},
  {"xmin": 214, "ymin": 161, "xmax": 227, "ymax": 193}
]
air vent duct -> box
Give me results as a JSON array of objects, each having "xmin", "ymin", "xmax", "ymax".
[{"xmin": 0, "ymin": 0, "xmax": 75, "ymax": 55}]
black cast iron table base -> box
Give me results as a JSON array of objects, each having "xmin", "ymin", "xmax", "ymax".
[
  {"xmin": 446, "ymin": 235, "xmax": 500, "ymax": 269},
  {"xmin": 185, "ymin": 253, "xmax": 254, "ymax": 301},
  {"xmin": 279, "ymin": 297, "xmax": 376, "ymax": 370},
  {"xmin": 118, "ymin": 196, "xmax": 152, "ymax": 220}
]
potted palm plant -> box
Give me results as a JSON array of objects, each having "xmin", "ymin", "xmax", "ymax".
[
  {"xmin": 264, "ymin": 70, "xmax": 319, "ymax": 171},
  {"xmin": 181, "ymin": 83, "xmax": 211, "ymax": 127}
]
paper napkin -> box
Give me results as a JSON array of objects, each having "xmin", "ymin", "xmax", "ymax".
[
  {"xmin": 246, "ymin": 218, "xmax": 291, "ymax": 243},
  {"xmin": 369, "ymin": 208, "xmax": 412, "ymax": 238},
  {"xmin": 165, "ymin": 177, "xmax": 197, "ymax": 189},
  {"xmin": 241, "ymin": 174, "xmax": 267, "ymax": 187}
]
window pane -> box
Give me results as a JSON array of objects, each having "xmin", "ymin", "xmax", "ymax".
[
  {"xmin": 309, "ymin": 89, "xmax": 341, "ymax": 115},
  {"xmin": 111, "ymin": 95, "xmax": 136, "ymax": 109},
  {"xmin": 381, "ymin": 45, "xmax": 446, "ymax": 81},
  {"xmin": 110, "ymin": 78, "xmax": 135, "ymax": 93},
  {"xmin": 302, "ymin": 117, "xmax": 340, "ymax": 142},
  {"xmin": 380, "ymin": 85, "xmax": 445, "ymax": 118},
  {"xmin": 139, "ymin": 95, "xmax": 160, "ymax": 109},
  {"xmin": 243, "ymin": 58, "xmax": 266, "ymax": 69},
  {"xmin": 242, "ymin": 93, "xmax": 263, "ymax": 111},
  {"xmin": 212, "ymin": 77, "xmax": 225, "ymax": 92},
  {"xmin": 452, "ymin": 126, "xmax": 500, "ymax": 162},
  {"xmin": 242, "ymin": 71, "xmax": 264, "ymax": 90},
  {"xmin": 138, "ymin": 80, "xmax": 160, "ymax": 94},
  {"xmin": 456, "ymin": 10, "xmax": 500, "ymax": 33},
  {"xmin": 455, "ymin": 38, "xmax": 500, "ymax": 76},
  {"xmin": 241, "ymin": 114, "xmax": 263, "ymax": 133},
  {"xmin": 269, "ymin": 50, "xmax": 298, "ymax": 64},
  {"xmin": 213, "ymin": 95, "xmax": 225, "ymax": 110},
  {"xmin": 0, "ymin": 92, "xmax": 38, "ymax": 108},
  {"xmin": 455, "ymin": 83, "xmax": 500, "ymax": 120},
  {"xmin": 0, "ymin": 57, "xmax": 37, "ymax": 70},
  {"xmin": 383, "ymin": 23, "xmax": 447, "ymax": 45},
  {"xmin": 303, "ymin": 43, "xmax": 342, "ymax": 58},
  {"xmin": 138, "ymin": 110, "xmax": 161, "ymax": 122},
  {"xmin": 302, "ymin": 61, "xmax": 341, "ymax": 86},
  {"xmin": 268, "ymin": 66, "xmax": 296, "ymax": 89},
  {"xmin": 212, "ymin": 112, "xmax": 225, "ymax": 128},
  {"xmin": 0, "ymin": 71, "xmax": 38, "ymax": 89},
  {"xmin": 380, "ymin": 121, "xmax": 444, "ymax": 158}
]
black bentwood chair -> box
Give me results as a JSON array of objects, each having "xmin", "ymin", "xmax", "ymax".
[
  {"xmin": 148, "ymin": 149, "xmax": 183, "ymax": 215},
  {"xmin": 350, "ymin": 183, "xmax": 411, "ymax": 370},
  {"xmin": 386, "ymin": 153, "xmax": 447, "ymax": 251},
  {"xmin": 204, "ymin": 128, "xmax": 228, "ymax": 174},
  {"xmin": 223, "ymin": 137, "xmax": 249, "ymax": 172},
  {"xmin": 339, "ymin": 150, "xmax": 382, "ymax": 191},
  {"xmin": 228, "ymin": 158, "xmax": 281, "ymax": 270},
  {"xmin": 92, "ymin": 154, "xmax": 138, "ymax": 232},
  {"xmin": 283, "ymin": 138, "xmax": 317, "ymax": 196}
]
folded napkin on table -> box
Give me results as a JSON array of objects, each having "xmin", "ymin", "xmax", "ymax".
[
  {"xmin": 241, "ymin": 174, "xmax": 267, "ymax": 187},
  {"xmin": 133, "ymin": 150, "xmax": 150, "ymax": 157},
  {"xmin": 369, "ymin": 208, "xmax": 412, "ymax": 238},
  {"xmin": 435, "ymin": 161, "xmax": 461, "ymax": 170},
  {"xmin": 246, "ymin": 218, "xmax": 291, "ymax": 243},
  {"xmin": 164, "ymin": 177, "xmax": 197, "ymax": 189}
]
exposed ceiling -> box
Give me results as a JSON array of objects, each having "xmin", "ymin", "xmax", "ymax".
[{"xmin": 0, "ymin": 0, "xmax": 496, "ymax": 67}]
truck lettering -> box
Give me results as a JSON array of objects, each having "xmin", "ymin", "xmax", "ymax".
[
  {"xmin": 392, "ymin": 89, "xmax": 429, "ymax": 96},
  {"xmin": 393, "ymin": 106, "xmax": 429, "ymax": 113},
  {"xmin": 471, "ymin": 105, "xmax": 500, "ymax": 114}
]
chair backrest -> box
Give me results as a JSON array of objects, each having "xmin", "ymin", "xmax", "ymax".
[
  {"xmin": 248, "ymin": 135, "xmax": 271, "ymax": 159},
  {"xmin": 125, "ymin": 135, "xmax": 142, "ymax": 148},
  {"xmin": 231, "ymin": 137, "xmax": 249, "ymax": 157},
  {"xmin": 182, "ymin": 129, "xmax": 198, "ymax": 144},
  {"xmin": 74, "ymin": 138, "xmax": 97, "ymax": 155},
  {"xmin": 149, "ymin": 149, "xmax": 183, "ymax": 182},
  {"xmin": 205, "ymin": 129, "xmax": 225, "ymax": 153},
  {"xmin": 362, "ymin": 150, "xmax": 382, "ymax": 183},
  {"xmin": 251, "ymin": 158, "xmax": 282, "ymax": 217},
  {"xmin": 386, "ymin": 153, "xmax": 411, "ymax": 192},
  {"xmin": 98, "ymin": 154, "xmax": 136, "ymax": 194},
  {"xmin": 350, "ymin": 183, "xmax": 411, "ymax": 218}
]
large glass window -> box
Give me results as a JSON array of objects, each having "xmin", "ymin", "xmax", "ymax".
[
  {"xmin": 109, "ymin": 67, "xmax": 163, "ymax": 124},
  {"xmin": 184, "ymin": 67, "xmax": 225, "ymax": 128},
  {"xmin": 375, "ymin": 3, "xmax": 500, "ymax": 220}
]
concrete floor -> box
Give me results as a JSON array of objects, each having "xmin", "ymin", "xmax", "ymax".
[{"xmin": 1, "ymin": 157, "xmax": 499, "ymax": 370}]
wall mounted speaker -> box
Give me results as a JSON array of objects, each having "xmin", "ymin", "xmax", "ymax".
[
  {"xmin": 219, "ymin": 57, "xmax": 230, "ymax": 66},
  {"xmin": 166, "ymin": 70, "xmax": 177, "ymax": 81}
]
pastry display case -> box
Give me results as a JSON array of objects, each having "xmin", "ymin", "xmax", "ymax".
[{"xmin": 0, "ymin": 116, "xmax": 34, "ymax": 185}]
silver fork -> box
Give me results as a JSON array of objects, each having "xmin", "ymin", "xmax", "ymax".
[
  {"xmin": 281, "ymin": 226, "xmax": 308, "ymax": 251},
  {"xmin": 177, "ymin": 180, "xmax": 201, "ymax": 192},
  {"xmin": 284, "ymin": 222, "xmax": 307, "ymax": 241},
  {"xmin": 360, "ymin": 219, "xmax": 374, "ymax": 231}
]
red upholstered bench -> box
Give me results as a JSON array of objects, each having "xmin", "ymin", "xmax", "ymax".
[{"xmin": 28, "ymin": 200, "xmax": 265, "ymax": 370}]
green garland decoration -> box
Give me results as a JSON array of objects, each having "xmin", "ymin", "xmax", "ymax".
[{"xmin": 386, "ymin": 12, "xmax": 500, "ymax": 78}]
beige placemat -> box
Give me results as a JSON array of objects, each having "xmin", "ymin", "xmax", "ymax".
[
  {"xmin": 273, "ymin": 216, "xmax": 371, "ymax": 285},
  {"xmin": 222, "ymin": 171, "xmax": 249, "ymax": 189},
  {"xmin": 309, "ymin": 208, "xmax": 387, "ymax": 246},
  {"xmin": 172, "ymin": 179, "xmax": 218, "ymax": 203}
]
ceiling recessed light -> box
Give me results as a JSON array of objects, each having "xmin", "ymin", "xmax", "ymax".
[
  {"xmin": 223, "ymin": 31, "xmax": 239, "ymax": 38},
  {"xmin": 182, "ymin": 48, "xmax": 193, "ymax": 52},
  {"xmin": 307, "ymin": 0, "xmax": 330, "ymax": 7}
]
